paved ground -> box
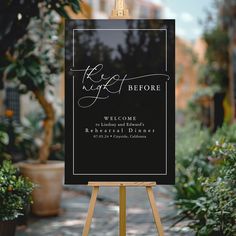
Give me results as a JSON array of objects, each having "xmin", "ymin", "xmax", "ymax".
[{"xmin": 16, "ymin": 186, "xmax": 194, "ymax": 236}]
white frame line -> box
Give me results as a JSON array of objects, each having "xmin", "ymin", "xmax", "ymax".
[{"xmin": 71, "ymin": 27, "xmax": 169, "ymax": 176}]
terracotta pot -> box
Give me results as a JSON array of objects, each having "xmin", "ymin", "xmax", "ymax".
[
  {"xmin": 0, "ymin": 220, "xmax": 16, "ymax": 236},
  {"xmin": 19, "ymin": 161, "xmax": 64, "ymax": 216}
]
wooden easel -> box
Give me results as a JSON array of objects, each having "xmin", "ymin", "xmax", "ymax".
[
  {"xmin": 82, "ymin": 182, "xmax": 164, "ymax": 236},
  {"xmin": 110, "ymin": 0, "xmax": 130, "ymax": 19},
  {"xmin": 82, "ymin": 1, "xmax": 164, "ymax": 235}
]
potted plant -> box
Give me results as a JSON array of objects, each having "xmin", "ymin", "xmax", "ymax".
[
  {"xmin": 0, "ymin": 160, "xmax": 34, "ymax": 236},
  {"xmin": 0, "ymin": 0, "xmax": 81, "ymax": 216}
]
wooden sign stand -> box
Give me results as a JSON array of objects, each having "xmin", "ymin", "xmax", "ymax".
[
  {"xmin": 82, "ymin": 182, "xmax": 164, "ymax": 236},
  {"xmin": 110, "ymin": 0, "xmax": 130, "ymax": 19},
  {"xmin": 82, "ymin": 1, "xmax": 164, "ymax": 236}
]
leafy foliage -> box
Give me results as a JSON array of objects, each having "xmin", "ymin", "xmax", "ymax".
[
  {"xmin": 3, "ymin": 10, "xmax": 62, "ymax": 93},
  {"xmin": 188, "ymin": 15, "xmax": 230, "ymax": 127},
  {"xmin": 0, "ymin": 125, "xmax": 10, "ymax": 161},
  {"xmin": 0, "ymin": 0, "xmax": 81, "ymax": 163},
  {"xmin": 0, "ymin": 113, "xmax": 39, "ymax": 163},
  {"xmin": 22, "ymin": 111, "xmax": 65, "ymax": 161},
  {"xmin": 190, "ymin": 26, "xmax": 229, "ymax": 111},
  {"xmin": 212, "ymin": 123, "xmax": 236, "ymax": 143},
  {"xmin": 204, "ymin": 27, "xmax": 229, "ymax": 66},
  {"xmin": 0, "ymin": 161, "xmax": 35, "ymax": 221},
  {"xmin": 175, "ymin": 122, "xmax": 211, "ymax": 200},
  {"xmin": 187, "ymin": 142, "xmax": 236, "ymax": 235},
  {"xmin": 0, "ymin": 0, "xmax": 81, "ymax": 56},
  {"xmin": 50, "ymin": 115, "xmax": 65, "ymax": 161},
  {"xmin": 175, "ymin": 123, "xmax": 236, "ymax": 235}
]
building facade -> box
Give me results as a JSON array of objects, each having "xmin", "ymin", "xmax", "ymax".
[{"xmin": 86, "ymin": 0, "xmax": 162, "ymax": 19}]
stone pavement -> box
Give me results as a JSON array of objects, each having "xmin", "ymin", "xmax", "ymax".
[{"xmin": 16, "ymin": 185, "xmax": 194, "ymax": 236}]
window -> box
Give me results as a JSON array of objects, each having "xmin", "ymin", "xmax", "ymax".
[{"xmin": 5, "ymin": 86, "xmax": 20, "ymax": 123}]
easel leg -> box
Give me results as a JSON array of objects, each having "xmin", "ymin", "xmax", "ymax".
[
  {"xmin": 119, "ymin": 186, "xmax": 126, "ymax": 236},
  {"xmin": 146, "ymin": 187, "xmax": 164, "ymax": 236},
  {"xmin": 82, "ymin": 186, "xmax": 99, "ymax": 236}
]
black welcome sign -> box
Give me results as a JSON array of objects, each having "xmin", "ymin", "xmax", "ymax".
[{"xmin": 65, "ymin": 20, "xmax": 175, "ymax": 184}]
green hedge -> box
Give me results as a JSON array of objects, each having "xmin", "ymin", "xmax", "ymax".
[{"xmin": 175, "ymin": 123, "xmax": 236, "ymax": 235}]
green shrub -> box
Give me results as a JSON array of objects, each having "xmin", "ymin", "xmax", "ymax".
[
  {"xmin": 0, "ymin": 160, "xmax": 35, "ymax": 221},
  {"xmin": 175, "ymin": 122, "xmax": 236, "ymax": 235},
  {"xmin": 212, "ymin": 123, "xmax": 236, "ymax": 143},
  {"xmin": 176, "ymin": 139, "xmax": 236, "ymax": 235},
  {"xmin": 175, "ymin": 121, "xmax": 211, "ymax": 200},
  {"xmin": 175, "ymin": 123, "xmax": 236, "ymax": 202}
]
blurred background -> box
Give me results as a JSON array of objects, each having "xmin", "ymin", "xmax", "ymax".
[{"xmin": 0, "ymin": 0, "xmax": 235, "ymax": 236}]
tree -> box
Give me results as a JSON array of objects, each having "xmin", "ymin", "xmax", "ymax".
[
  {"xmin": 189, "ymin": 0, "xmax": 230, "ymax": 129},
  {"xmin": 0, "ymin": 0, "xmax": 82, "ymax": 163},
  {"xmin": 219, "ymin": 0, "xmax": 236, "ymax": 121}
]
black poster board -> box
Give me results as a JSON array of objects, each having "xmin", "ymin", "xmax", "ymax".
[{"xmin": 65, "ymin": 20, "xmax": 175, "ymax": 185}]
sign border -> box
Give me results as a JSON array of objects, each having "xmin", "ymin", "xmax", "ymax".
[{"xmin": 71, "ymin": 28, "xmax": 169, "ymax": 176}]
